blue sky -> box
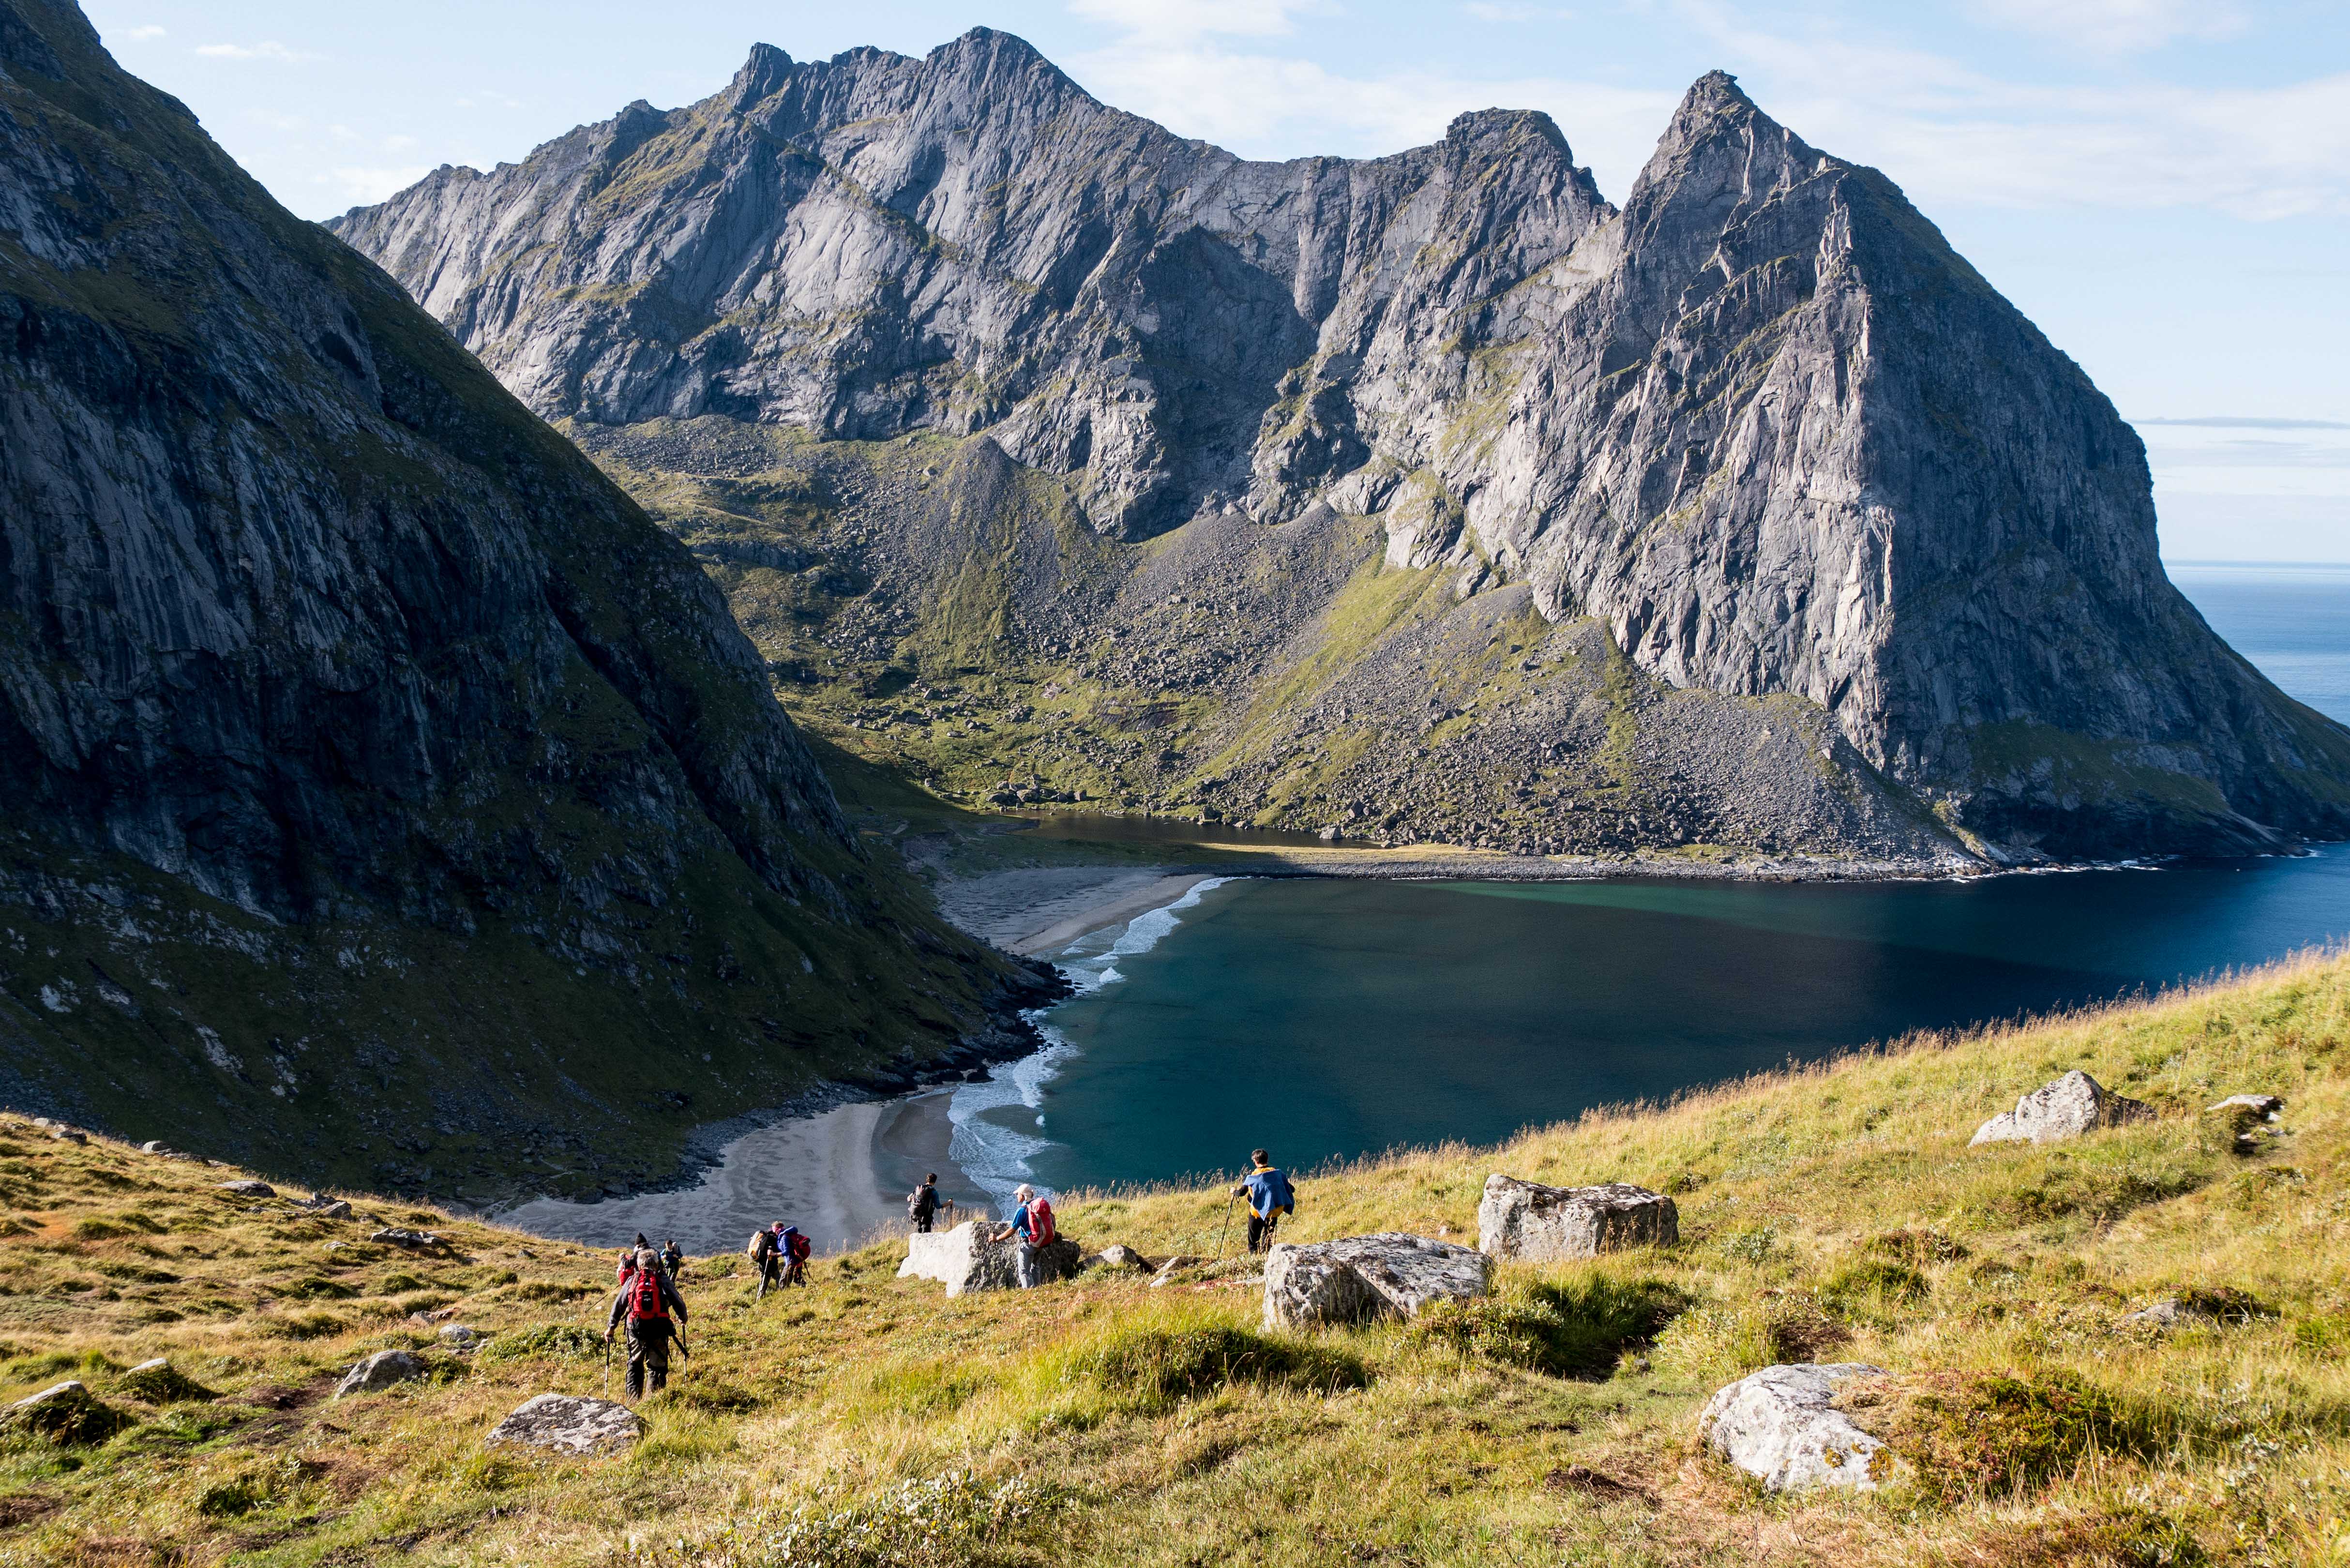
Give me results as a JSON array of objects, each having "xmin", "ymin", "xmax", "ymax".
[{"xmin": 83, "ymin": 0, "xmax": 2350, "ymax": 560}]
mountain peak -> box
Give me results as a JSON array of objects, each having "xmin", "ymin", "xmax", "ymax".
[{"xmin": 729, "ymin": 41, "xmax": 794, "ymax": 110}]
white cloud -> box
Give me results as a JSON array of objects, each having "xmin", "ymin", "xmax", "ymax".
[
  {"xmin": 123, "ymin": 24, "xmax": 165, "ymax": 42},
  {"xmin": 1066, "ymin": 0, "xmax": 1331, "ymax": 43},
  {"xmin": 317, "ymin": 165, "xmax": 431, "ymax": 205},
  {"xmin": 1679, "ymin": 5, "xmax": 2350, "ymax": 220},
  {"xmin": 1069, "ymin": 40, "xmax": 1672, "ymax": 187},
  {"xmin": 1963, "ymin": 0, "xmax": 2246, "ymax": 54},
  {"xmin": 383, "ymin": 134, "xmax": 420, "ymax": 152},
  {"xmin": 196, "ymin": 41, "xmax": 315, "ymax": 63},
  {"xmin": 1464, "ymin": 2, "xmax": 1573, "ymax": 19}
]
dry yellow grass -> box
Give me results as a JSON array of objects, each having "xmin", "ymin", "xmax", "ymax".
[{"xmin": 4, "ymin": 952, "xmax": 2349, "ymax": 1565}]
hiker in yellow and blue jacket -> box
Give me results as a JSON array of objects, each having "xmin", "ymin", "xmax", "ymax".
[{"xmin": 1234, "ymin": 1149, "xmax": 1295, "ymax": 1252}]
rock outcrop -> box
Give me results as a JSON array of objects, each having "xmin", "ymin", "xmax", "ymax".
[
  {"xmin": 897, "ymin": 1221, "xmax": 1080, "ymax": 1296},
  {"xmin": 331, "ymin": 1350, "xmax": 427, "ymax": 1400},
  {"xmin": 118, "ymin": 1359, "xmax": 214, "ymax": 1404},
  {"xmin": 5, "ymin": 1379, "xmax": 127, "ymax": 1443},
  {"xmin": 1262, "ymin": 1233, "xmax": 1492, "ymax": 1329},
  {"xmin": 485, "ymin": 1393, "xmax": 644, "ymax": 1454},
  {"xmin": 1697, "ymin": 1363, "xmax": 1891, "ymax": 1493},
  {"xmin": 1969, "ymin": 1070, "xmax": 2152, "ymax": 1147},
  {"xmin": 0, "ymin": 0, "xmax": 1048, "ymax": 1202},
  {"xmin": 333, "ymin": 30, "xmax": 2350, "ymax": 862},
  {"xmin": 1478, "ymin": 1176, "xmax": 1678, "ymax": 1260}
]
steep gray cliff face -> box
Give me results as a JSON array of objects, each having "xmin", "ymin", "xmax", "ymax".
[
  {"xmin": 335, "ymin": 30, "xmax": 2350, "ymax": 859},
  {"xmin": 0, "ymin": 0, "xmax": 1044, "ymax": 1202}
]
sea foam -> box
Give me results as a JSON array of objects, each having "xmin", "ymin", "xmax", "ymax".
[{"xmin": 948, "ymin": 877, "xmax": 1231, "ymax": 1210}]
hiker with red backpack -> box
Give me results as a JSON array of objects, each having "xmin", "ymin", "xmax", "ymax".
[
  {"xmin": 778, "ymin": 1224, "xmax": 813, "ymax": 1288},
  {"xmin": 989, "ymin": 1183, "xmax": 1057, "ymax": 1288},
  {"xmin": 604, "ymin": 1246, "xmax": 690, "ymax": 1398}
]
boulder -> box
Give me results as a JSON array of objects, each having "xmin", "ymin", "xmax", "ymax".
[
  {"xmin": 1146, "ymin": 1254, "xmax": 1205, "ymax": 1289},
  {"xmin": 1478, "ymin": 1175, "xmax": 1678, "ymax": 1261},
  {"xmin": 5, "ymin": 1380, "xmax": 129, "ymax": 1443},
  {"xmin": 138, "ymin": 1140, "xmax": 173, "ymax": 1155},
  {"xmin": 485, "ymin": 1393, "xmax": 644, "ymax": 1454},
  {"xmin": 370, "ymin": 1227, "xmax": 442, "ymax": 1249},
  {"xmin": 438, "ymin": 1325, "xmax": 488, "ymax": 1351},
  {"xmin": 118, "ymin": 1358, "xmax": 215, "ymax": 1403},
  {"xmin": 2119, "ymin": 1288, "xmax": 2269, "ymax": 1331},
  {"xmin": 52, "ymin": 1129, "xmax": 86, "ymax": 1145},
  {"xmin": 1262, "ymin": 1233, "xmax": 1492, "ymax": 1330},
  {"xmin": 1698, "ymin": 1363, "xmax": 1892, "ymax": 1492},
  {"xmin": 217, "ymin": 1179, "xmax": 277, "ymax": 1198},
  {"xmin": 332, "ymin": 1349, "xmax": 427, "ymax": 1400},
  {"xmin": 310, "ymin": 1200, "xmax": 353, "ymax": 1220},
  {"xmin": 2209, "ymin": 1094, "xmax": 2283, "ymax": 1121},
  {"xmin": 895, "ymin": 1221, "xmax": 1081, "ymax": 1296},
  {"xmin": 1086, "ymin": 1244, "xmax": 1153, "ymax": 1272},
  {"xmin": 1969, "ymin": 1070, "xmax": 2151, "ymax": 1146}
]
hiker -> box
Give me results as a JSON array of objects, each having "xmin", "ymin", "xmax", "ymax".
[
  {"xmin": 778, "ymin": 1224, "xmax": 813, "ymax": 1288},
  {"xmin": 615, "ymin": 1247, "xmax": 639, "ymax": 1284},
  {"xmin": 659, "ymin": 1238, "xmax": 684, "ymax": 1280},
  {"xmin": 604, "ymin": 1245, "xmax": 689, "ymax": 1399},
  {"xmin": 1234, "ymin": 1150, "xmax": 1295, "ymax": 1253},
  {"xmin": 747, "ymin": 1221, "xmax": 784, "ymax": 1301},
  {"xmin": 989, "ymin": 1183, "xmax": 1056, "ymax": 1288},
  {"xmin": 907, "ymin": 1172, "xmax": 942, "ymax": 1234}
]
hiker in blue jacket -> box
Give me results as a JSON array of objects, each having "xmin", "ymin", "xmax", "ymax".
[{"xmin": 1235, "ymin": 1149, "xmax": 1295, "ymax": 1252}]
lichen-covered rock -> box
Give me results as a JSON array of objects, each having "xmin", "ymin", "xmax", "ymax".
[
  {"xmin": 333, "ymin": 32, "xmax": 2350, "ymax": 863},
  {"xmin": 1477, "ymin": 1175, "xmax": 1678, "ymax": 1261},
  {"xmin": 1970, "ymin": 1071, "xmax": 2153, "ymax": 1146},
  {"xmin": 217, "ymin": 1180, "xmax": 276, "ymax": 1199},
  {"xmin": 1698, "ymin": 1364, "xmax": 1892, "ymax": 1492},
  {"xmin": 332, "ymin": 1350, "xmax": 427, "ymax": 1400},
  {"xmin": 1263, "ymin": 1233, "xmax": 1492, "ymax": 1330},
  {"xmin": 370, "ymin": 1228, "xmax": 442, "ymax": 1249},
  {"xmin": 1083, "ymin": 1244, "xmax": 1152, "ymax": 1272},
  {"xmin": 484, "ymin": 1393, "xmax": 643, "ymax": 1454},
  {"xmin": 2209, "ymin": 1094, "xmax": 2284, "ymax": 1121},
  {"xmin": 896, "ymin": 1221, "xmax": 1081, "ymax": 1296}
]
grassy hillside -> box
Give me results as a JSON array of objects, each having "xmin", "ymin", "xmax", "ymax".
[{"xmin": 5, "ymin": 953, "xmax": 2349, "ymax": 1564}]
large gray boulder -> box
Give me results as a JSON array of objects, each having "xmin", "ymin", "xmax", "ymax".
[
  {"xmin": 1477, "ymin": 1175, "xmax": 1678, "ymax": 1261},
  {"xmin": 896, "ymin": 1221, "xmax": 1080, "ymax": 1297},
  {"xmin": 485, "ymin": 1394, "xmax": 644, "ymax": 1454},
  {"xmin": 1698, "ymin": 1363, "xmax": 1892, "ymax": 1492},
  {"xmin": 332, "ymin": 1350, "xmax": 427, "ymax": 1400},
  {"xmin": 1970, "ymin": 1070, "xmax": 2152, "ymax": 1146},
  {"xmin": 1263, "ymin": 1233, "xmax": 1492, "ymax": 1330}
]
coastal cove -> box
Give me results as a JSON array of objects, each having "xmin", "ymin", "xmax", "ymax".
[{"xmin": 501, "ymin": 564, "xmax": 2350, "ymax": 1251}]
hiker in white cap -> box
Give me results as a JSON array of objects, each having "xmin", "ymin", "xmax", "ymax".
[{"xmin": 989, "ymin": 1182, "xmax": 1058, "ymax": 1288}]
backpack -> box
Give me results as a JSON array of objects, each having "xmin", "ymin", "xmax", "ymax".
[
  {"xmin": 1027, "ymin": 1198, "xmax": 1057, "ymax": 1248},
  {"xmin": 785, "ymin": 1229, "xmax": 812, "ymax": 1262},
  {"xmin": 626, "ymin": 1269, "xmax": 668, "ymax": 1322},
  {"xmin": 747, "ymin": 1229, "xmax": 774, "ymax": 1262},
  {"xmin": 908, "ymin": 1183, "xmax": 936, "ymax": 1219}
]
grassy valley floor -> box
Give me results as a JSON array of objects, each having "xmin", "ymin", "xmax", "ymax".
[{"xmin": 4, "ymin": 953, "xmax": 2350, "ymax": 1564}]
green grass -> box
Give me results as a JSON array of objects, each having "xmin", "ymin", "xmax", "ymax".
[{"xmin": 8, "ymin": 952, "xmax": 2350, "ymax": 1563}]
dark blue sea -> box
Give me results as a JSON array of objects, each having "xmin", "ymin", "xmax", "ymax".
[{"xmin": 952, "ymin": 563, "xmax": 2350, "ymax": 1200}]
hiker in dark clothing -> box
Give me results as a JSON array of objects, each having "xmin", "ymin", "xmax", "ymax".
[
  {"xmin": 659, "ymin": 1238, "xmax": 684, "ymax": 1279},
  {"xmin": 1234, "ymin": 1150, "xmax": 1295, "ymax": 1253},
  {"xmin": 605, "ymin": 1246, "xmax": 689, "ymax": 1398},
  {"xmin": 908, "ymin": 1173, "xmax": 941, "ymax": 1234},
  {"xmin": 748, "ymin": 1221, "xmax": 784, "ymax": 1301}
]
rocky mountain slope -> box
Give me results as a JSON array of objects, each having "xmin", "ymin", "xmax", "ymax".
[
  {"xmin": 0, "ymin": 0, "xmax": 1050, "ymax": 1205},
  {"xmin": 333, "ymin": 31, "xmax": 2350, "ymax": 863}
]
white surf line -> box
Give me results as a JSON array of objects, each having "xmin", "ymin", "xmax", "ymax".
[{"xmin": 947, "ymin": 876, "xmax": 1237, "ymax": 1212}]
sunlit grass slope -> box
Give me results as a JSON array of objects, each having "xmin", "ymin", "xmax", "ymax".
[{"xmin": 4, "ymin": 953, "xmax": 2349, "ymax": 1565}]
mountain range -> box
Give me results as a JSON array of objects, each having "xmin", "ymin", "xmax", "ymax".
[{"xmin": 331, "ymin": 29, "xmax": 2350, "ymax": 865}]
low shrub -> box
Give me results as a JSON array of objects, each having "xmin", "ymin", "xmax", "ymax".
[
  {"xmin": 1887, "ymin": 1371, "xmax": 2164, "ymax": 1504},
  {"xmin": 1411, "ymin": 1275, "xmax": 1689, "ymax": 1377},
  {"xmin": 1860, "ymin": 1228, "xmax": 1969, "ymax": 1266},
  {"xmin": 1055, "ymin": 1316, "xmax": 1366, "ymax": 1408},
  {"xmin": 280, "ymin": 1277, "xmax": 358, "ymax": 1301},
  {"xmin": 1654, "ymin": 1292, "xmax": 1846, "ymax": 1383},
  {"xmin": 476, "ymin": 1323, "xmax": 602, "ymax": 1364},
  {"xmin": 1821, "ymin": 1258, "xmax": 1930, "ymax": 1314}
]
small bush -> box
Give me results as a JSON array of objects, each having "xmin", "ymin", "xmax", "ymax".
[
  {"xmin": 1890, "ymin": 1371, "xmax": 2162, "ymax": 1504},
  {"xmin": 1720, "ymin": 1228, "xmax": 1778, "ymax": 1265},
  {"xmin": 260, "ymin": 1311, "xmax": 349, "ymax": 1341},
  {"xmin": 1861, "ymin": 1228, "xmax": 1969, "ymax": 1266},
  {"xmin": 659, "ymin": 1378, "xmax": 762, "ymax": 1415},
  {"xmin": 1057, "ymin": 1320, "xmax": 1366, "ymax": 1409},
  {"xmin": 1654, "ymin": 1293, "xmax": 1846, "ymax": 1383},
  {"xmin": 374, "ymin": 1272, "xmax": 429, "ymax": 1295},
  {"xmin": 1411, "ymin": 1276, "xmax": 1688, "ymax": 1377},
  {"xmin": 1821, "ymin": 1258, "xmax": 1930, "ymax": 1312},
  {"xmin": 280, "ymin": 1276, "xmax": 358, "ymax": 1301},
  {"xmin": 476, "ymin": 1323, "xmax": 602, "ymax": 1364}
]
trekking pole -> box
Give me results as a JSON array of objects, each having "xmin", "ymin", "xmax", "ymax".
[
  {"xmin": 601, "ymin": 1334, "xmax": 611, "ymax": 1399},
  {"xmin": 1217, "ymin": 1192, "xmax": 1236, "ymax": 1260}
]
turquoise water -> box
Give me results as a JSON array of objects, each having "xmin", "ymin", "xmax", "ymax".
[{"xmin": 945, "ymin": 564, "xmax": 2350, "ymax": 1200}]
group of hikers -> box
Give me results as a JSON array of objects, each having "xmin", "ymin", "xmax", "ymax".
[{"xmin": 596, "ymin": 1152, "xmax": 1298, "ymax": 1399}]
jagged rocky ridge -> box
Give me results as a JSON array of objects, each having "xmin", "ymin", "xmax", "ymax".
[
  {"xmin": 0, "ymin": 0, "xmax": 1052, "ymax": 1204},
  {"xmin": 333, "ymin": 30, "xmax": 2350, "ymax": 860}
]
